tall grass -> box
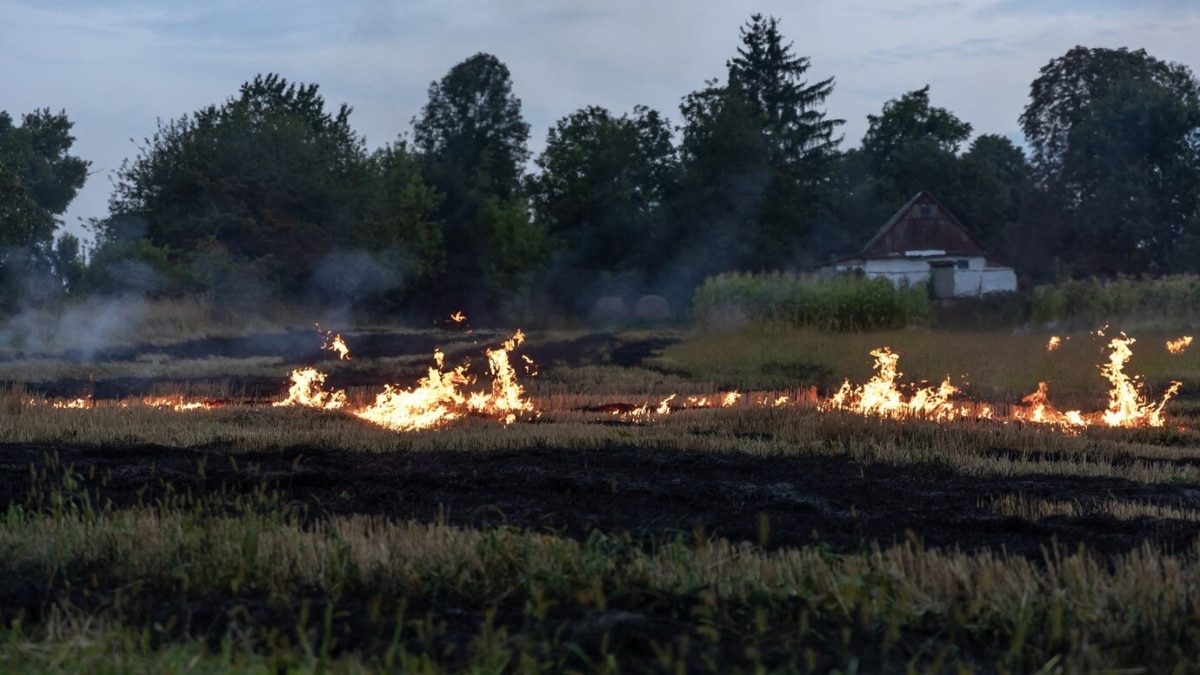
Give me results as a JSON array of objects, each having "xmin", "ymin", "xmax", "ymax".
[
  {"xmin": 1031, "ymin": 274, "xmax": 1200, "ymax": 329},
  {"xmin": 692, "ymin": 272, "xmax": 929, "ymax": 331}
]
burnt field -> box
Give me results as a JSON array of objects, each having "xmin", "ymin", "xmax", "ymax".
[{"xmin": 5, "ymin": 324, "xmax": 1200, "ymax": 672}]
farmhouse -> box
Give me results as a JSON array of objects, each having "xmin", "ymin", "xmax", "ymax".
[{"xmin": 824, "ymin": 191, "xmax": 1017, "ymax": 298}]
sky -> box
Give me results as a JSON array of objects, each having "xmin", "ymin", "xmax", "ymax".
[{"xmin": 3, "ymin": 0, "xmax": 1200, "ymax": 246}]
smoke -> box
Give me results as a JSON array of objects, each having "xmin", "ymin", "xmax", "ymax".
[{"xmin": 0, "ymin": 295, "xmax": 150, "ymax": 361}]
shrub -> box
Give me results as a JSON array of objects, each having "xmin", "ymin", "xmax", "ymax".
[
  {"xmin": 1030, "ymin": 275, "xmax": 1200, "ymax": 328},
  {"xmin": 692, "ymin": 272, "xmax": 930, "ymax": 331}
]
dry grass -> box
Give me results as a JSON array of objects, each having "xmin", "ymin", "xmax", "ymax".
[
  {"xmin": 660, "ymin": 323, "xmax": 1200, "ymax": 406},
  {"xmin": 6, "ymin": 491, "xmax": 1200, "ymax": 671},
  {"xmin": 985, "ymin": 493, "xmax": 1200, "ymax": 522}
]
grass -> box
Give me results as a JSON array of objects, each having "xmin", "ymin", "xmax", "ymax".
[
  {"xmin": 656, "ymin": 322, "xmax": 1200, "ymax": 408},
  {"xmin": 7, "ymin": 300, "xmax": 1200, "ymax": 669},
  {"xmin": 6, "ymin": 458, "xmax": 1200, "ymax": 672}
]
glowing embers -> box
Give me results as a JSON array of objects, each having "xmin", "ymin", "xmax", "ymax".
[
  {"xmin": 34, "ymin": 395, "xmax": 216, "ymax": 411},
  {"xmin": 821, "ymin": 347, "xmax": 973, "ymax": 422},
  {"xmin": 612, "ymin": 390, "xmax": 744, "ymax": 421},
  {"xmin": 275, "ymin": 330, "xmax": 538, "ymax": 431}
]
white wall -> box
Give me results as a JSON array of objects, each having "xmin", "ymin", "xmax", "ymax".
[{"xmin": 834, "ymin": 256, "xmax": 1017, "ymax": 296}]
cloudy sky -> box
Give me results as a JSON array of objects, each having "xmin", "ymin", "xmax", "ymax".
[{"xmin": 3, "ymin": 0, "xmax": 1199, "ymax": 245}]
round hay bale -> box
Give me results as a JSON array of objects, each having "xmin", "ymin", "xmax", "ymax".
[
  {"xmin": 590, "ymin": 295, "xmax": 628, "ymax": 322},
  {"xmin": 632, "ymin": 294, "xmax": 671, "ymax": 321}
]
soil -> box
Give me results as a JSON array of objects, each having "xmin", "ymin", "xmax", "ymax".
[{"xmin": 3, "ymin": 439, "xmax": 1198, "ymax": 561}]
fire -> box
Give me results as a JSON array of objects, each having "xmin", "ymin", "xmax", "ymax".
[
  {"xmin": 1047, "ymin": 336, "xmax": 1061, "ymax": 351},
  {"xmin": 353, "ymin": 350, "xmax": 473, "ymax": 431},
  {"xmin": 1012, "ymin": 381, "xmax": 1087, "ymax": 428},
  {"xmin": 142, "ymin": 395, "xmax": 215, "ymax": 411},
  {"xmin": 274, "ymin": 330, "xmax": 537, "ymax": 431},
  {"xmin": 1098, "ymin": 336, "xmax": 1180, "ymax": 427},
  {"xmin": 273, "ymin": 367, "xmax": 347, "ymax": 410},
  {"xmin": 324, "ymin": 333, "xmax": 351, "ymax": 360},
  {"xmin": 1167, "ymin": 336, "xmax": 1193, "ymax": 355},
  {"xmin": 822, "ymin": 348, "xmax": 966, "ymax": 421},
  {"xmin": 448, "ymin": 311, "xmax": 467, "ymax": 324},
  {"xmin": 472, "ymin": 330, "xmax": 535, "ymax": 424}
]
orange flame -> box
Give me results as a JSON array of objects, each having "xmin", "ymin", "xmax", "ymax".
[
  {"xmin": 1099, "ymin": 336, "xmax": 1180, "ymax": 427},
  {"xmin": 822, "ymin": 348, "xmax": 965, "ymax": 421},
  {"xmin": 1012, "ymin": 381, "xmax": 1087, "ymax": 428},
  {"xmin": 273, "ymin": 367, "xmax": 347, "ymax": 410},
  {"xmin": 1047, "ymin": 336, "xmax": 1061, "ymax": 351},
  {"xmin": 354, "ymin": 331, "xmax": 536, "ymax": 431},
  {"xmin": 324, "ymin": 333, "xmax": 351, "ymax": 360},
  {"xmin": 1167, "ymin": 336, "xmax": 1193, "ymax": 355},
  {"xmin": 142, "ymin": 395, "xmax": 215, "ymax": 411}
]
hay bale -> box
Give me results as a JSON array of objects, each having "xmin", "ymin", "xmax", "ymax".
[
  {"xmin": 590, "ymin": 295, "xmax": 628, "ymax": 322},
  {"xmin": 633, "ymin": 295, "xmax": 671, "ymax": 321}
]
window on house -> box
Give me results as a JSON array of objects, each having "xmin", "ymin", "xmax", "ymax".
[{"xmin": 956, "ymin": 259, "xmax": 969, "ymax": 270}]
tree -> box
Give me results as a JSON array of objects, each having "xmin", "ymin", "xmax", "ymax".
[
  {"xmin": 672, "ymin": 14, "xmax": 842, "ymax": 283},
  {"xmin": 527, "ymin": 105, "xmax": 678, "ymax": 311},
  {"xmin": 958, "ymin": 134, "xmax": 1029, "ymax": 253},
  {"xmin": 0, "ymin": 109, "xmax": 89, "ymax": 307},
  {"xmin": 860, "ymin": 86, "xmax": 973, "ymax": 207},
  {"xmin": 412, "ymin": 53, "xmax": 544, "ymax": 319},
  {"xmin": 1020, "ymin": 46, "xmax": 1200, "ymax": 276},
  {"xmin": 102, "ymin": 74, "xmax": 382, "ymax": 299}
]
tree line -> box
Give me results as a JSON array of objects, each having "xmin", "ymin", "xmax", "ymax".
[{"xmin": 3, "ymin": 14, "xmax": 1199, "ymax": 321}]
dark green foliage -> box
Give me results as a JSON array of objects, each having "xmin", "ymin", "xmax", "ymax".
[
  {"xmin": 1020, "ymin": 46, "xmax": 1200, "ymax": 277},
  {"xmin": 528, "ymin": 105, "xmax": 678, "ymax": 312},
  {"xmin": 670, "ymin": 14, "xmax": 842, "ymax": 286},
  {"xmin": 1030, "ymin": 275, "xmax": 1200, "ymax": 327},
  {"xmin": 97, "ymin": 74, "xmax": 442, "ymax": 307},
  {"xmin": 692, "ymin": 271, "xmax": 929, "ymax": 331},
  {"xmin": 0, "ymin": 109, "xmax": 89, "ymax": 308},
  {"xmin": 413, "ymin": 53, "xmax": 547, "ymax": 320}
]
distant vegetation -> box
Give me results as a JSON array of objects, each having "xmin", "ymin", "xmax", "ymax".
[
  {"xmin": 2, "ymin": 15, "xmax": 1199, "ymax": 325},
  {"xmin": 1031, "ymin": 274, "xmax": 1200, "ymax": 329},
  {"xmin": 692, "ymin": 272, "xmax": 929, "ymax": 331}
]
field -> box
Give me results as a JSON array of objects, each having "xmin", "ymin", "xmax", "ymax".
[{"xmin": 4, "ymin": 301, "xmax": 1200, "ymax": 672}]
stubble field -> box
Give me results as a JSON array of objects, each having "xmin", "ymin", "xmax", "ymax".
[{"xmin": 4, "ymin": 302, "xmax": 1200, "ymax": 673}]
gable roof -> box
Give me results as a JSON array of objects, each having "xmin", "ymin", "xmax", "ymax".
[{"xmin": 858, "ymin": 191, "xmax": 987, "ymax": 258}]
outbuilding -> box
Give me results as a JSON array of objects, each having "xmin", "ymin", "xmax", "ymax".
[{"xmin": 824, "ymin": 191, "xmax": 1017, "ymax": 297}]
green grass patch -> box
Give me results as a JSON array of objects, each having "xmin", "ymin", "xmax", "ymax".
[{"xmin": 692, "ymin": 272, "xmax": 930, "ymax": 331}]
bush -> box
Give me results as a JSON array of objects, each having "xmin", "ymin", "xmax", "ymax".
[
  {"xmin": 692, "ymin": 271, "xmax": 930, "ymax": 331},
  {"xmin": 1030, "ymin": 275, "xmax": 1200, "ymax": 328}
]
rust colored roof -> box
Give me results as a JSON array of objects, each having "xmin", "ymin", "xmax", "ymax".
[{"xmin": 859, "ymin": 191, "xmax": 987, "ymax": 257}]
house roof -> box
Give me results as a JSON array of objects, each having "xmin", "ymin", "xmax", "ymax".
[{"xmin": 858, "ymin": 191, "xmax": 988, "ymax": 258}]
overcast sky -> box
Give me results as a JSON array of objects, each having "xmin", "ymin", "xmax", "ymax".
[{"xmin": 3, "ymin": 0, "xmax": 1199, "ymax": 245}]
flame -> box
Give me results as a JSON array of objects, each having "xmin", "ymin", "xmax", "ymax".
[
  {"xmin": 352, "ymin": 350, "xmax": 472, "ymax": 431},
  {"xmin": 1015, "ymin": 336, "xmax": 1180, "ymax": 428},
  {"xmin": 1099, "ymin": 336, "xmax": 1180, "ymax": 428},
  {"xmin": 324, "ymin": 333, "xmax": 351, "ymax": 360},
  {"xmin": 142, "ymin": 395, "xmax": 215, "ymax": 411},
  {"xmin": 1012, "ymin": 381, "xmax": 1087, "ymax": 428},
  {"xmin": 50, "ymin": 398, "xmax": 90, "ymax": 409},
  {"xmin": 822, "ymin": 348, "xmax": 964, "ymax": 421},
  {"xmin": 354, "ymin": 331, "xmax": 536, "ymax": 430},
  {"xmin": 273, "ymin": 367, "xmax": 347, "ymax": 410},
  {"xmin": 448, "ymin": 311, "xmax": 466, "ymax": 324},
  {"xmin": 1167, "ymin": 336, "xmax": 1193, "ymax": 355},
  {"xmin": 1047, "ymin": 336, "xmax": 1061, "ymax": 351}
]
